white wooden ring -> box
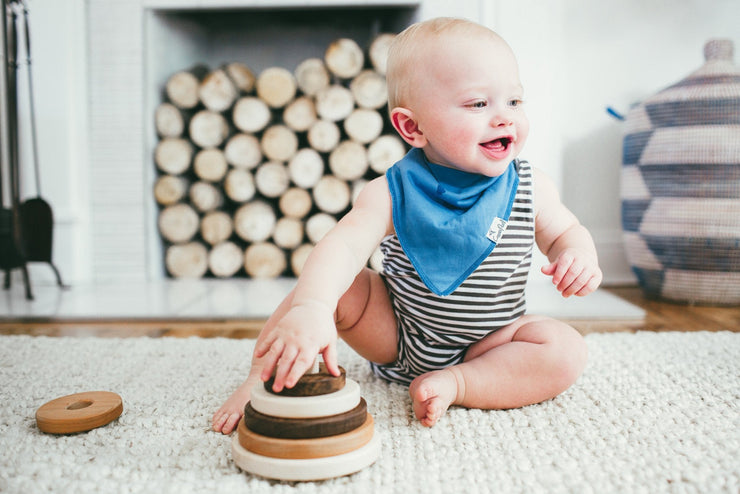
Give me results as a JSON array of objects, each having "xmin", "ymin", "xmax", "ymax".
[
  {"xmin": 249, "ymin": 378, "xmax": 360, "ymax": 418},
  {"xmin": 232, "ymin": 430, "xmax": 381, "ymax": 481}
]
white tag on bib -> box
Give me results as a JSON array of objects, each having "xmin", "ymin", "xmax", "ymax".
[{"xmin": 486, "ymin": 217, "xmax": 508, "ymax": 243}]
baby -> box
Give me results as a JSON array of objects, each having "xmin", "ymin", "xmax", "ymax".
[{"xmin": 213, "ymin": 17, "xmax": 602, "ymax": 433}]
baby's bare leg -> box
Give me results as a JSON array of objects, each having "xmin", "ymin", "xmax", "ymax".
[
  {"xmin": 409, "ymin": 315, "xmax": 587, "ymax": 426},
  {"xmin": 211, "ymin": 290, "xmax": 295, "ymax": 434}
]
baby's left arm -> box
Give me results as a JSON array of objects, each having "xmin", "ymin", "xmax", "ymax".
[{"xmin": 533, "ymin": 169, "xmax": 603, "ymax": 297}]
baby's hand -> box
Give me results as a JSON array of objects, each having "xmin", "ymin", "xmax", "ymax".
[
  {"xmin": 254, "ymin": 301, "xmax": 339, "ymax": 392},
  {"xmin": 541, "ymin": 248, "xmax": 602, "ymax": 298}
]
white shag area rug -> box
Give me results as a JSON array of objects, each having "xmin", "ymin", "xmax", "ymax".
[{"xmin": 0, "ymin": 332, "xmax": 738, "ymax": 494}]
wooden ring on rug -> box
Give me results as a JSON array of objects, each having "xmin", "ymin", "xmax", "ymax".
[
  {"xmin": 249, "ymin": 378, "xmax": 360, "ymax": 418},
  {"xmin": 232, "ymin": 426, "xmax": 381, "ymax": 481},
  {"xmin": 264, "ymin": 363, "xmax": 346, "ymax": 396},
  {"xmin": 36, "ymin": 391, "xmax": 123, "ymax": 434},
  {"xmin": 244, "ymin": 398, "xmax": 367, "ymax": 439},
  {"xmin": 238, "ymin": 413, "xmax": 375, "ymax": 459}
]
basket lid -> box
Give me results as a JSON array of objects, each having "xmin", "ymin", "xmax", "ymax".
[{"xmin": 629, "ymin": 39, "xmax": 740, "ymax": 129}]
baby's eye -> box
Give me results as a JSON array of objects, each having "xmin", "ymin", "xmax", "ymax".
[
  {"xmin": 468, "ymin": 100, "xmax": 487, "ymax": 109},
  {"xmin": 508, "ymin": 99, "xmax": 524, "ymax": 108}
]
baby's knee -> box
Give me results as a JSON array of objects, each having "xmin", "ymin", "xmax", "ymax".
[
  {"xmin": 546, "ymin": 322, "xmax": 588, "ymax": 388},
  {"xmin": 519, "ymin": 319, "xmax": 587, "ymax": 389}
]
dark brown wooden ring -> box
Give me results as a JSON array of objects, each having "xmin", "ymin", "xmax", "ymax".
[
  {"xmin": 244, "ymin": 398, "xmax": 367, "ymax": 439},
  {"xmin": 264, "ymin": 363, "xmax": 346, "ymax": 396}
]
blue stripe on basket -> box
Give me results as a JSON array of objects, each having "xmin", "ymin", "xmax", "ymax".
[
  {"xmin": 640, "ymin": 164, "xmax": 740, "ymax": 198},
  {"xmin": 644, "ymin": 236, "xmax": 740, "ymax": 272},
  {"xmin": 646, "ymin": 99, "xmax": 740, "ymax": 127},
  {"xmin": 621, "ymin": 200, "xmax": 651, "ymax": 232},
  {"xmin": 623, "ymin": 131, "xmax": 653, "ymax": 165},
  {"xmin": 631, "ymin": 267, "xmax": 664, "ymax": 299}
]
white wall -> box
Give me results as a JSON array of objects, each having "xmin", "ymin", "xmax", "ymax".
[
  {"xmin": 18, "ymin": 0, "xmax": 740, "ymax": 284},
  {"xmin": 486, "ymin": 0, "xmax": 740, "ymax": 284},
  {"xmin": 556, "ymin": 0, "xmax": 740, "ymax": 283}
]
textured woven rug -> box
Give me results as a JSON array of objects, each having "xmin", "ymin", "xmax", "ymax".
[{"xmin": 0, "ymin": 332, "xmax": 738, "ymax": 493}]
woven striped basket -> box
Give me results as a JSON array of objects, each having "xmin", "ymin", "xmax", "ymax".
[{"xmin": 621, "ymin": 39, "xmax": 740, "ymax": 305}]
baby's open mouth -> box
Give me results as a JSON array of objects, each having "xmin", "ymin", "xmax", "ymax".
[
  {"xmin": 483, "ymin": 136, "xmax": 512, "ymax": 151},
  {"xmin": 481, "ymin": 136, "xmax": 513, "ymax": 153}
]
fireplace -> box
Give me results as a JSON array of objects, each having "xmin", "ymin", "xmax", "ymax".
[{"xmin": 86, "ymin": 0, "xmax": 487, "ymax": 283}]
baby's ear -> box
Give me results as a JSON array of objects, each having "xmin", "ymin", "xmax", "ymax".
[{"xmin": 390, "ymin": 107, "xmax": 427, "ymax": 147}]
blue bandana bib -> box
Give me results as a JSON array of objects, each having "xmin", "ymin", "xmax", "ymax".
[{"xmin": 386, "ymin": 148, "xmax": 520, "ymax": 296}]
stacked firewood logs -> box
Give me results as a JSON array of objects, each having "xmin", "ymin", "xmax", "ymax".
[{"xmin": 153, "ymin": 34, "xmax": 405, "ymax": 279}]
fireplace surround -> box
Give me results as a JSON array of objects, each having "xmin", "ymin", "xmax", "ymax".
[{"xmin": 87, "ymin": 0, "xmax": 484, "ymax": 282}]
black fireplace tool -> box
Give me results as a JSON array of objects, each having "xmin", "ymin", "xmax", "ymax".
[
  {"xmin": 1, "ymin": 0, "xmax": 66, "ymax": 299},
  {"xmin": 1, "ymin": 0, "xmax": 33, "ymax": 299}
]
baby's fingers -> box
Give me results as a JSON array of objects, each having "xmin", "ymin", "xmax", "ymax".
[
  {"xmin": 271, "ymin": 345, "xmax": 300, "ymax": 392},
  {"xmin": 574, "ymin": 270, "xmax": 603, "ymax": 297},
  {"xmin": 546, "ymin": 254, "xmax": 574, "ymax": 286},
  {"xmin": 321, "ymin": 342, "xmax": 340, "ymax": 377},
  {"xmin": 560, "ymin": 270, "xmax": 589, "ymax": 297},
  {"xmin": 258, "ymin": 339, "xmax": 285, "ymax": 382},
  {"xmin": 281, "ymin": 350, "xmax": 319, "ymax": 390}
]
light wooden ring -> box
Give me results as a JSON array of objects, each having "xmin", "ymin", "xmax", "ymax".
[
  {"xmin": 249, "ymin": 378, "xmax": 360, "ymax": 418},
  {"xmin": 232, "ymin": 428, "xmax": 381, "ymax": 481},
  {"xmin": 238, "ymin": 413, "xmax": 375, "ymax": 459},
  {"xmin": 35, "ymin": 391, "xmax": 123, "ymax": 434}
]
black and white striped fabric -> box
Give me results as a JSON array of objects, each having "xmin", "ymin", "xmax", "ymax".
[{"xmin": 370, "ymin": 160, "xmax": 535, "ymax": 386}]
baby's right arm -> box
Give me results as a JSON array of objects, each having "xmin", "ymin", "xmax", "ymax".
[{"xmin": 254, "ymin": 176, "xmax": 393, "ymax": 392}]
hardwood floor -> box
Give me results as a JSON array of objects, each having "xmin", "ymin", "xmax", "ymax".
[
  {"xmin": 604, "ymin": 287, "xmax": 740, "ymax": 333},
  {"xmin": 0, "ymin": 286, "xmax": 737, "ymax": 338}
]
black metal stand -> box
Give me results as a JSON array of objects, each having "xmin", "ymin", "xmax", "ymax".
[{"xmin": 1, "ymin": 0, "xmax": 67, "ymax": 300}]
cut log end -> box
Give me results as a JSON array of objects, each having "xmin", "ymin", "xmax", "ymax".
[
  {"xmin": 209, "ymin": 241, "xmax": 244, "ymax": 278},
  {"xmin": 158, "ymin": 203, "xmax": 200, "ymax": 244},
  {"xmin": 257, "ymin": 67, "xmax": 297, "ymax": 108},
  {"xmin": 369, "ymin": 33, "xmax": 396, "ymax": 75},
  {"xmin": 166, "ymin": 242, "xmax": 209, "ymax": 278},
  {"xmin": 325, "ymin": 38, "xmax": 364, "ymax": 79},
  {"xmin": 234, "ymin": 201, "xmax": 277, "ymax": 243},
  {"xmin": 155, "ymin": 103, "xmax": 185, "ymax": 138},
  {"xmin": 225, "ymin": 62, "xmax": 256, "ymax": 94},
  {"xmin": 189, "ymin": 110, "xmax": 229, "ymax": 149},
  {"xmin": 294, "ymin": 58, "xmax": 330, "ymax": 97},
  {"xmin": 245, "ymin": 242, "xmax": 287, "ymax": 278},
  {"xmin": 155, "ymin": 138, "xmax": 192, "ymax": 175},
  {"xmin": 199, "ymin": 69, "xmax": 238, "ymax": 112}
]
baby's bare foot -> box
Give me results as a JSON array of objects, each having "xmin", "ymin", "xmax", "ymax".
[
  {"xmin": 408, "ymin": 369, "xmax": 460, "ymax": 427},
  {"xmin": 212, "ymin": 379, "xmax": 256, "ymax": 434}
]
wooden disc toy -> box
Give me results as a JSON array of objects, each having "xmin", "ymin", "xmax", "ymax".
[
  {"xmin": 238, "ymin": 413, "xmax": 375, "ymax": 459},
  {"xmin": 249, "ymin": 378, "xmax": 360, "ymax": 418},
  {"xmin": 231, "ymin": 430, "xmax": 381, "ymax": 481},
  {"xmin": 264, "ymin": 363, "xmax": 346, "ymax": 396},
  {"xmin": 36, "ymin": 391, "xmax": 123, "ymax": 434},
  {"xmin": 244, "ymin": 398, "xmax": 367, "ymax": 439}
]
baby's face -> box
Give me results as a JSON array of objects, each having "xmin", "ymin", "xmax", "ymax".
[{"xmin": 410, "ymin": 32, "xmax": 529, "ymax": 177}]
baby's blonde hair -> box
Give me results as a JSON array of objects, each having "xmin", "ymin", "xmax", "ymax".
[{"xmin": 386, "ymin": 17, "xmax": 506, "ymax": 109}]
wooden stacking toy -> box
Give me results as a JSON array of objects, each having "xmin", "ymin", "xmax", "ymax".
[
  {"xmin": 231, "ymin": 360, "xmax": 380, "ymax": 481},
  {"xmin": 36, "ymin": 391, "xmax": 123, "ymax": 434}
]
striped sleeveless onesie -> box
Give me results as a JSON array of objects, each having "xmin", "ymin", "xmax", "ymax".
[{"xmin": 370, "ymin": 160, "xmax": 535, "ymax": 386}]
